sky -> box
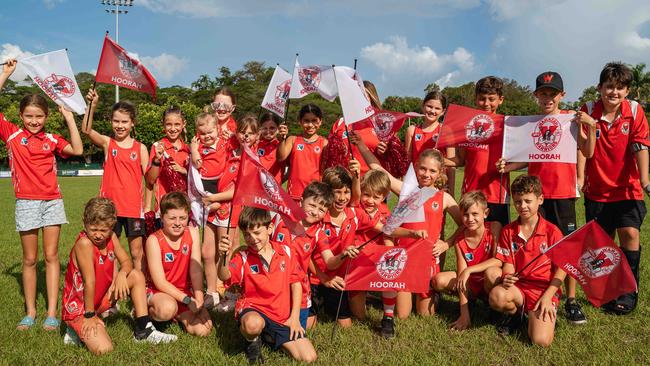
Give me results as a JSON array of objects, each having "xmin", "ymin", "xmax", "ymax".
[{"xmin": 1, "ymin": 0, "xmax": 650, "ymax": 102}]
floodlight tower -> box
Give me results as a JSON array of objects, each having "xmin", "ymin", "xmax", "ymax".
[{"xmin": 101, "ymin": 0, "xmax": 134, "ymax": 102}]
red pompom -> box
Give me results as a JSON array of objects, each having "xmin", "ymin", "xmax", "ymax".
[
  {"xmin": 159, "ymin": 157, "xmax": 187, "ymax": 193},
  {"xmin": 377, "ymin": 136, "xmax": 409, "ymax": 178},
  {"xmin": 144, "ymin": 211, "xmax": 157, "ymax": 237},
  {"xmin": 320, "ymin": 131, "xmax": 350, "ymax": 174}
]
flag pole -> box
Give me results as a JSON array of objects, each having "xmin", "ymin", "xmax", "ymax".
[
  {"xmin": 331, "ymin": 64, "xmax": 358, "ymax": 178},
  {"xmin": 222, "ymin": 203, "xmax": 235, "ymax": 266},
  {"xmin": 282, "ymin": 53, "xmax": 299, "ymax": 124},
  {"xmin": 331, "ymin": 259, "xmax": 353, "ymax": 342},
  {"xmin": 201, "ymin": 202, "xmax": 206, "ymax": 244}
]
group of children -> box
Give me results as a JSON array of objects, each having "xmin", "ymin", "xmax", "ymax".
[{"xmin": 1, "ymin": 56, "xmax": 648, "ymax": 363}]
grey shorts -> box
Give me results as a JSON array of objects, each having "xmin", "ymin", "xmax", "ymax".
[{"xmin": 15, "ymin": 199, "xmax": 68, "ymax": 232}]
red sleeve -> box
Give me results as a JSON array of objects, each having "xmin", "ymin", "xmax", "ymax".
[
  {"xmin": 0, "ymin": 113, "xmax": 18, "ymax": 142},
  {"xmin": 315, "ymin": 227, "xmax": 331, "ymax": 254},
  {"xmin": 354, "ymin": 208, "xmax": 377, "ymax": 231},
  {"xmin": 53, "ymin": 134, "xmax": 71, "ymax": 158},
  {"xmin": 228, "ymin": 252, "xmax": 245, "ymax": 286},
  {"xmin": 495, "ymin": 227, "xmax": 513, "ymax": 264},
  {"xmin": 288, "ymin": 248, "xmax": 301, "ymax": 284},
  {"xmin": 630, "ymin": 103, "xmax": 650, "ymax": 146}
]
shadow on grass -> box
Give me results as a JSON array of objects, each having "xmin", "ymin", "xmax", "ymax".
[
  {"xmin": 210, "ymin": 310, "xmax": 247, "ymax": 356},
  {"xmin": 2, "ymin": 260, "xmax": 65, "ymax": 316}
]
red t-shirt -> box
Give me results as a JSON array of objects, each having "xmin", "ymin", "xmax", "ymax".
[
  {"xmin": 62, "ymin": 232, "xmax": 116, "ymax": 321},
  {"xmin": 456, "ymin": 222, "xmax": 496, "ymax": 285},
  {"xmin": 0, "ymin": 113, "xmax": 70, "ymax": 200},
  {"xmin": 258, "ymin": 138, "xmax": 285, "ymax": 184},
  {"xmin": 527, "ymin": 111, "xmax": 577, "ymax": 199},
  {"xmin": 356, "ymin": 203, "xmax": 390, "ymax": 246},
  {"xmin": 287, "ymin": 135, "xmax": 326, "ymax": 199},
  {"xmin": 99, "ymin": 138, "xmax": 144, "ymax": 218},
  {"xmin": 219, "ymin": 116, "xmax": 237, "ymax": 138},
  {"xmin": 148, "ymin": 137, "xmax": 190, "ymax": 211},
  {"xmin": 495, "ymin": 215, "xmax": 562, "ymax": 290},
  {"xmin": 198, "ymin": 139, "xmax": 229, "ymax": 180},
  {"xmin": 330, "ymin": 118, "xmax": 379, "ymax": 176},
  {"xmin": 147, "ymin": 228, "xmax": 193, "ymax": 295},
  {"xmin": 229, "ymin": 241, "xmax": 301, "ymax": 324},
  {"xmin": 411, "ymin": 124, "xmax": 442, "ymax": 163},
  {"xmin": 208, "ymin": 149, "xmax": 241, "ymax": 226},
  {"xmin": 581, "ymin": 99, "xmax": 649, "ymax": 202}
]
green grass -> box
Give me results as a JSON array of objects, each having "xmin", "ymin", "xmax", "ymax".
[{"xmin": 1, "ymin": 173, "xmax": 650, "ymax": 365}]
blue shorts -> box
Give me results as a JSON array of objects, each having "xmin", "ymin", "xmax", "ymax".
[
  {"xmin": 239, "ymin": 308, "xmax": 305, "ymax": 350},
  {"xmin": 299, "ymin": 308, "xmax": 309, "ymax": 329}
]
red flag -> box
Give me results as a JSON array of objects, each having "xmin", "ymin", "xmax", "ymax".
[
  {"xmin": 545, "ymin": 220, "xmax": 637, "ymax": 307},
  {"xmin": 95, "ymin": 33, "xmax": 157, "ymax": 99},
  {"xmin": 345, "ymin": 239, "xmax": 433, "ymax": 293},
  {"xmin": 352, "ymin": 110, "xmax": 422, "ymax": 141},
  {"xmin": 436, "ymin": 104, "xmax": 504, "ymax": 148},
  {"xmin": 232, "ymin": 145, "xmax": 307, "ymax": 236}
]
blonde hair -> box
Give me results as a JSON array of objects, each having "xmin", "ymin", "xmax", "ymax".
[
  {"xmin": 237, "ymin": 114, "xmax": 259, "ymax": 134},
  {"xmin": 361, "ymin": 169, "xmax": 390, "ymax": 196},
  {"xmin": 418, "ymin": 148, "xmax": 447, "ymax": 190},
  {"xmin": 458, "ymin": 190, "xmax": 488, "ymax": 212},
  {"xmin": 195, "ymin": 112, "xmax": 217, "ymax": 129},
  {"xmin": 83, "ymin": 197, "xmax": 117, "ymax": 228}
]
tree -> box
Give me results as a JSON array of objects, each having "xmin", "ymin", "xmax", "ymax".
[{"xmin": 630, "ymin": 63, "xmax": 650, "ymax": 105}]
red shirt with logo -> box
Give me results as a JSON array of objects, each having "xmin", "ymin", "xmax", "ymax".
[
  {"xmin": 411, "ymin": 124, "xmax": 442, "ymax": 163},
  {"xmin": 397, "ymin": 190, "xmax": 444, "ymax": 272},
  {"xmin": 219, "ymin": 116, "xmax": 237, "ymax": 139},
  {"xmin": 208, "ymin": 149, "xmax": 242, "ymax": 226},
  {"xmin": 495, "ymin": 215, "xmax": 562, "ymax": 290},
  {"xmin": 527, "ymin": 110, "xmax": 577, "ymax": 199},
  {"xmin": 198, "ymin": 138, "xmax": 230, "ymax": 180},
  {"xmin": 62, "ymin": 232, "xmax": 115, "ymax": 321},
  {"xmin": 0, "ymin": 113, "xmax": 70, "ymax": 200},
  {"xmin": 147, "ymin": 228, "xmax": 193, "ymax": 295},
  {"xmin": 456, "ymin": 222, "xmax": 495, "ymax": 288},
  {"xmin": 258, "ymin": 138, "xmax": 285, "ymax": 184},
  {"xmin": 356, "ymin": 203, "xmax": 390, "ymax": 246},
  {"xmin": 148, "ymin": 137, "xmax": 190, "ymax": 211},
  {"xmin": 287, "ymin": 135, "xmax": 326, "ymax": 199},
  {"xmin": 229, "ymin": 240, "xmax": 301, "ymax": 324},
  {"xmin": 581, "ymin": 99, "xmax": 649, "ymax": 202},
  {"xmin": 330, "ymin": 118, "xmax": 379, "ymax": 176},
  {"xmin": 99, "ymin": 138, "xmax": 144, "ymax": 218}
]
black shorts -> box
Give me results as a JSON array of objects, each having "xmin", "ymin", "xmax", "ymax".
[
  {"xmin": 201, "ymin": 179, "xmax": 218, "ymax": 194},
  {"xmin": 539, "ymin": 198, "xmax": 577, "ymax": 236},
  {"xmin": 239, "ymin": 308, "xmax": 304, "ymax": 350},
  {"xmin": 487, "ymin": 203, "xmax": 510, "ymax": 227},
  {"xmin": 113, "ymin": 216, "xmax": 145, "ymax": 237},
  {"xmin": 309, "ymin": 284, "xmax": 322, "ymax": 317},
  {"xmin": 318, "ymin": 285, "xmax": 351, "ymax": 320},
  {"xmin": 584, "ymin": 199, "xmax": 646, "ymax": 234}
]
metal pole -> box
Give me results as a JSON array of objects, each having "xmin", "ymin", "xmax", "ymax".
[{"xmin": 115, "ymin": 2, "xmax": 120, "ymax": 102}]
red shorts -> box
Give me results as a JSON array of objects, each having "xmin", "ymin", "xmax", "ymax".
[
  {"xmin": 514, "ymin": 284, "xmax": 560, "ymax": 313},
  {"xmin": 467, "ymin": 275, "xmax": 486, "ymax": 299},
  {"xmin": 146, "ymin": 287, "xmax": 190, "ymax": 316},
  {"xmin": 64, "ymin": 294, "xmax": 114, "ymax": 340},
  {"xmin": 415, "ymin": 257, "xmax": 440, "ymax": 299}
]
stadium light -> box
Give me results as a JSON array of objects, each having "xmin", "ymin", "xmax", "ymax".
[{"xmin": 100, "ymin": 0, "xmax": 134, "ymax": 102}]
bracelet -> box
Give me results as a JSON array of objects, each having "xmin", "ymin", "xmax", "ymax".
[{"xmin": 84, "ymin": 311, "xmax": 96, "ymax": 319}]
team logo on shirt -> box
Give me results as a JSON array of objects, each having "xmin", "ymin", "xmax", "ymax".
[
  {"xmin": 20, "ymin": 137, "xmax": 28, "ymax": 145},
  {"xmin": 118, "ymin": 53, "xmax": 142, "ymax": 79},
  {"xmin": 296, "ymin": 144, "xmax": 305, "ymax": 151},
  {"xmin": 465, "ymin": 252, "xmax": 474, "ymax": 262},
  {"xmin": 540, "ymin": 241, "xmax": 548, "ymax": 253},
  {"xmin": 345, "ymin": 224, "xmax": 351, "ymax": 232},
  {"xmin": 258, "ymin": 148, "xmax": 265, "ymax": 156},
  {"xmin": 303, "ymin": 243, "xmax": 311, "ymax": 252},
  {"xmin": 133, "ymin": 220, "xmax": 142, "ymax": 232},
  {"xmin": 621, "ymin": 122, "xmax": 630, "ymax": 135},
  {"xmin": 432, "ymin": 201, "xmax": 440, "ymax": 211},
  {"xmin": 164, "ymin": 252, "xmax": 174, "ymax": 262},
  {"xmin": 325, "ymin": 229, "xmax": 331, "ymax": 237},
  {"xmin": 66, "ymin": 301, "xmax": 79, "ymax": 315},
  {"xmin": 414, "ymin": 133, "xmax": 423, "ymax": 141},
  {"xmin": 41, "ymin": 73, "xmax": 76, "ymax": 100},
  {"xmin": 112, "ymin": 148, "xmax": 118, "ymax": 157},
  {"xmin": 260, "ymin": 169, "xmax": 283, "ymax": 202},
  {"xmin": 250, "ymin": 264, "xmax": 260, "ymax": 274},
  {"xmin": 42, "ymin": 142, "xmax": 50, "ymax": 151},
  {"xmin": 595, "ymin": 129, "xmax": 601, "ymax": 139},
  {"xmin": 465, "ymin": 114, "xmax": 495, "ymax": 143},
  {"xmin": 182, "ymin": 244, "xmax": 189, "ymax": 255},
  {"xmin": 376, "ymin": 248, "xmax": 407, "ymax": 280},
  {"xmin": 532, "ymin": 117, "xmax": 562, "ymax": 152},
  {"xmin": 314, "ymin": 146, "xmax": 321, "ymax": 153},
  {"xmin": 277, "ymin": 233, "xmax": 285, "ymax": 242},
  {"xmin": 108, "ymin": 251, "xmax": 115, "ymax": 262},
  {"xmin": 432, "ymin": 133, "xmax": 439, "ymax": 142},
  {"xmin": 342, "ymin": 130, "xmax": 348, "ymax": 139},
  {"xmin": 371, "ymin": 112, "xmax": 397, "ymax": 140},
  {"xmin": 280, "ymin": 260, "xmax": 286, "ymax": 272},
  {"xmin": 203, "ymin": 148, "xmax": 210, "ymax": 155},
  {"xmin": 230, "ymin": 165, "xmax": 237, "ymax": 173},
  {"xmin": 130, "ymin": 152, "xmax": 138, "ymax": 161},
  {"xmin": 98, "ymin": 255, "xmax": 105, "ymax": 265},
  {"xmin": 298, "ymin": 67, "xmax": 321, "ymax": 91},
  {"xmin": 579, "ymin": 247, "xmax": 621, "ymax": 279},
  {"xmin": 511, "ymin": 242, "xmax": 520, "ymax": 254}
]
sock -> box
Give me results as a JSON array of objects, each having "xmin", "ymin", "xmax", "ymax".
[
  {"xmin": 135, "ymin": 315, "xmax": 152, "ymax": 332},
  {"xmin": 622, "ymin": 247, "xmax": 641, "ymax": 292},
  {"xmin": 382, "ymin": 291, "xmax": 397, "ymax": 318}
]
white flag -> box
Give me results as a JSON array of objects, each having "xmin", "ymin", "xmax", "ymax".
[
  {"xmin": 289, "ymin": 58, "xmax": 338, "ymax": 102},
  {"xmin": 502, "ymin": 114, "xmax": 577, "ymax": 163},
  {"xmin": 18, "ymin": 49, "xmax": 87, "ymax": 115},
  {"xmin": 333, "ymin": 66, "xmax": 375, "ymax": 124},
  {"xmin": 187, "ymin": 164, "xmax": 209, "ymax": 228},
  {"xmin": 261, "ymin": 65, "xmax": 292, "ymax": 118},
  {"xmin": 383, "ymin": 187, "xmax": 438, "ymax": 235}
]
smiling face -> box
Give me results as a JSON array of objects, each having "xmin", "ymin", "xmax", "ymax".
[
  {"xmin": 20, "ymin": 105, "xmax": 47, "ymax": 134},
  {"xmin": 301, "ymin": 196, "xmax": 328, "ymax": 225},
  {"xmin": 361, "ymin": 191, "xmax": 385, "ymax": 214},
  {"xmin": 260, "ymin": 120, "xmax": 279, "ymax": 141},
  {"xmin": 422, "ymin": 98, "xmax": 445, "ymax": 124},
  {"xmin": 163, "ymin": 113, "xmax": 186, "ymax": 142},
  {"xmin": 475, "ymin": 92, "xmax": 504, "ymax": 113},
  {"xmin": 513, "ymin": 192, "xmax": 543, "ymax": 221},
  {"xmin": 237, "ymin": 125, "xmax": 259, "ymax": 148},
  {"xmin": 598, "ymin": 81, "xmax": 630, "ymax": 111},
  {"xmin": 212, "ymin": 94, "xmax": 235, "ymax": 123},
  {"xmin": 416, "ymin": 156, "xmax": 441, "ymax": 188},
  {"xmin": 243, "ymin": 223, "xmax": 273, "ymax": 252},
  {"xmin": 161, "ymin": 208, "xmax": 189, "ymax": 238},
  {"xmin": 299, "ymin": 112, "xmax": 322, "ymax": 137},
  {"xmin": 331, "ymin": 186, "xmax": 351, "ymax": 213},
  {"xmin": 84, "ymin": 223, "xmax": 114, "ymax": 247},
  {"xmin": 462, "ymin": 202, "xmax": 488, "ymax": 231},
  {"xmin": 534, "ymin": 87, "xmax": 565, "ymax": 115},
  {"xmin": 111, "ymin": 110, "xmax": 134, "ymax": 140}
]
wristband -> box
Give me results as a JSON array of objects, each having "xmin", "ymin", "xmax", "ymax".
[
  {"xmin": 84, "ymin": 311, "xmax": 96, "ymax": 319},
  {"xmin": 182, "ymin": 295, "xmax": 192, "ymax": 305}
]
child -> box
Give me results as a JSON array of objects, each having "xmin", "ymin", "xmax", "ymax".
[
  {"xmin": 211, "ymin": 86, "xmax": 238, "ymax": 140},
  {"xmin": 497, "ymin": 71, "xmax": 596, "ymax": 324},
  {"xmin": 355, "ymin": 137, "xmax": 462, "ymax": 318},
  {"xmin": 489, "ymin": 175, "xmax": 566, "ymax": 346},
  {"xmin": 62, "ymin": 198, "xmax": 177, "ymax": 354},
  {"xmin": 84, "ymin": 89, "xmax": 149, "ymax": 271},
  {"xmin": 0, "ymin": 59, "xmax": 83, "ymax": 330},
  {"xmin": 258, "ymin": 112, "xmax": 286, "ymax": 184},
  {"xmin": 576, "ymin": 62, "xmax": 649, "ymax": 315},
  {"xmin": 218, "ymin": 207, "xmax": 318, "ymax": 364},
  {"xmin": 277, "ymin": 104, "xmax": 328, "ymax": 200},
  {"xmin": 432, "ymin": 191, "xmax": 502, "ymax": 330},
  {"xmin": 201, "ymin": 115, "xmax": 258, "ymax": 308},
  {"xmin": 145, "ymin": 192, "xmax": 213, "ymax": 336},
  {"xmin": 445, "ymin": 76, "xmax": 509, "ymax": 227},
  {"xmin": 145, "ymin": 106, "xmax": 190, "ymax": 219}
]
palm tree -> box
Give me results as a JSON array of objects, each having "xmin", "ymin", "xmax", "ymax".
[{"xmin": 629, "ymin": 63, "xmax": 650, "ymax": 103}]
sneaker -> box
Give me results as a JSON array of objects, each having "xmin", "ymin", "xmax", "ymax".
[
  {"xmin": 100, "ymin": 303, "xmax": 119, "ymax": 319},
  {"xmin": 244, "ymin": 337, "xmax": 264, "ymax": 365},
  {"xmin": 216, "ymin": 290, "xmax": 239, "ymax": 313},
  {"xmin": 134, "ymin": 322, "xmax": 178, "ymax": 344},
  {"xmin": 565, "ymin": 300, "xmax": 587, "ymax": 324},
  {"xmin": 63, "ymin": 326, "xmax": 82, "ymax": 346},
  {"xmin": 380, "ymin": 316, "xmax": 395, "ymax": 339},
  {"xmin": 496, "ymin": 313, "xmax": 521, "ymax": 336},
  {"xmin": 204, "ymin": 291, "xmax": 220, "ymax": 310}
]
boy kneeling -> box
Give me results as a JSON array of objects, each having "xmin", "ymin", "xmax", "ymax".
[{"xmin": 218, "ymin": 207, "xmax": 317, "ymax": 364}]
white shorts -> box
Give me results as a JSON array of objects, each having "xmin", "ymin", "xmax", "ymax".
[{"xmin": 15, "ymin": 199, "xmax": 68, "ymax": 232}]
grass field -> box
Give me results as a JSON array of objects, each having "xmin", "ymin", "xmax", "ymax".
[{"xmin": 1, "ymin": 174, "xmax": 650, "ymax": 365}]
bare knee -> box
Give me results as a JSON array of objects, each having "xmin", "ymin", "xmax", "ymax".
[
  {"xmin": 128, "ymin": 269, "xmax": 145, "ymax": 283},
  {"xmin": 189, "ymin": 323, "xmax": 212, "ymax": 337},
  {"xmin": 23, "ymin": 255, "xmax": 37, "ymax": 268},
  {"xmin": 151, "ymin": 301, "xmax": 177, "ymax": 321},
  {"xmin": 489, "ymin": 288, "xmax": 507, "ymax": 310},
  {"xmin": 529, "ymin": 332, "xmax": 553, "ymax": 348},
  {"xmin": 241, "ymin": 313, "xmax": 265, "ymax": 336},
  {"xmin": 91, "ymin": 342, "xmax": 114, "ymax": 355}
]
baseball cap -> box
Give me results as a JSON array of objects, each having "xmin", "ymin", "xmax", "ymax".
[{"xmin": 535, "ymin": 71, "xmax": 563, "ymax": 92}]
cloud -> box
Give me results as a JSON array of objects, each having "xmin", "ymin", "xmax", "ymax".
[
  {"xmin": 621, "ymin": 31, "xmax": 650, "ymax": 50},
  {"xmin": 485, "ymin": 0, "xmax": 567, "ymax": 21},
  {"xmin": 360, "ymin": 36, "xmax": 476, "ymax": 94},
  {"xmin": 0, "ymin": 44, "xmax": 35, "ymax": 82},
  {"xmin": 140, "ymin": 53, "xmax": 188, "ymax": 80}
]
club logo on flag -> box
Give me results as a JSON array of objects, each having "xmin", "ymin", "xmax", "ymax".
[
  {"xmin": 579, "ymin": 247, "xmax": 620, "ymax": 279},
  {"xmin": 372, "ymin": 112, "xmax": 398, "ymax": 140},
  {"xmin": 118, "ymin": 54, "xmax": 141, "ymax": 79},
  {"xmin": 298, "ymin": 67, "xmax": 321, "ymax": 91},
  {"xmin": 41, "ymin": 74, "xmax": 76, "ymax": 99},
  {"xmin": 275, "ymin": 80, "xmax": 291, "ymax": 105},
  {"xmin": 532, "ymin": 117, "xmax": 562, "ymax": 152},
  {"xmin": 260, "ymin": 170, "xmax": 282, "ymax": 202},
  {"xmin": 466, "ymin": 114, "xmax": 495, "ymax": 142},
  {"xmin": 376, "ymin": 248, "xmax": 407, "ymax": 280}
]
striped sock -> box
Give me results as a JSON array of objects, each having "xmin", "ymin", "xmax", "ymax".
[{"xmin": 383, "ymin": 291, "xmax": 397, "ymax": 318}]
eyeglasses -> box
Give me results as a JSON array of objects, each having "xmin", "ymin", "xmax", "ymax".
[{"xmin": 210, "ymin": 102, "xmax": 235, "ymax": 112}]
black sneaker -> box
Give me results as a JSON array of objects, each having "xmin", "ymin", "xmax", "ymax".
[
  {"xmin": 565, "ymin": 300, "xmax": 587, "ymax": 324},
  {"xmin": 244, "ymin": 337, "xmax": 264, "ymax": 365},
  {"xmin": 496, "ymin": 313, "xmax": 521, "ymax": 336},
  {"xmin": 380, "ymin": 316, "xmax": 395, "ymax": 339}
]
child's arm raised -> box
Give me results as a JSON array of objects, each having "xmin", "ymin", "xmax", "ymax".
[
  {"xmin": 0, "ymin": 59, "xmax": 17, "ymax": 91},
  {"xmin": 59, "ymin": 106, "xmax": 84, "ymax": 156},
  {"xmin": 190, "ymin": 136, "xmax": 203, "ymax": 169},
  {"xmin": 349, "ymin": 159, "xmax": 361, "ymax": 206},
  {"xmin": 82, "ymin": 89, "xmax": 110, "ymax": 151},
  {"xmin": 217, "ymin": 237, "xmax": 233, "ymax": 281},
  {"xmin": 276, "ymin": 124, "xmax": 295, "ymax": 162},
  {"xmin": 111, "ymin": 233, "xmax": 134, "ymax": 301},
  {"xmin": 404, "ymin": 125, "xmax": 415, "ymax": 158},
  {"xmin": 73, "ymin": 237, "xmax": 105, "ymax": 336}
]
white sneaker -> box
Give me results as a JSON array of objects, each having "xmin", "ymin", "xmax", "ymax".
[
  {"xmin": 100, "ymin": 303, "xmax": 119, "ymax": 319},
  {"xmin": 216, "ymin": 291, "xmax": 239, "ymax": 313},
  {"xmin": 63, "ymin": 326, "xmax": 82, "ymax": 346},
  {"xmin": 204, "ymin": 291, "xmax": 220, "ymax": 310},
  {"xmin": 134, "ymin": 323, "xmax": 178, "ymax": 344}
]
